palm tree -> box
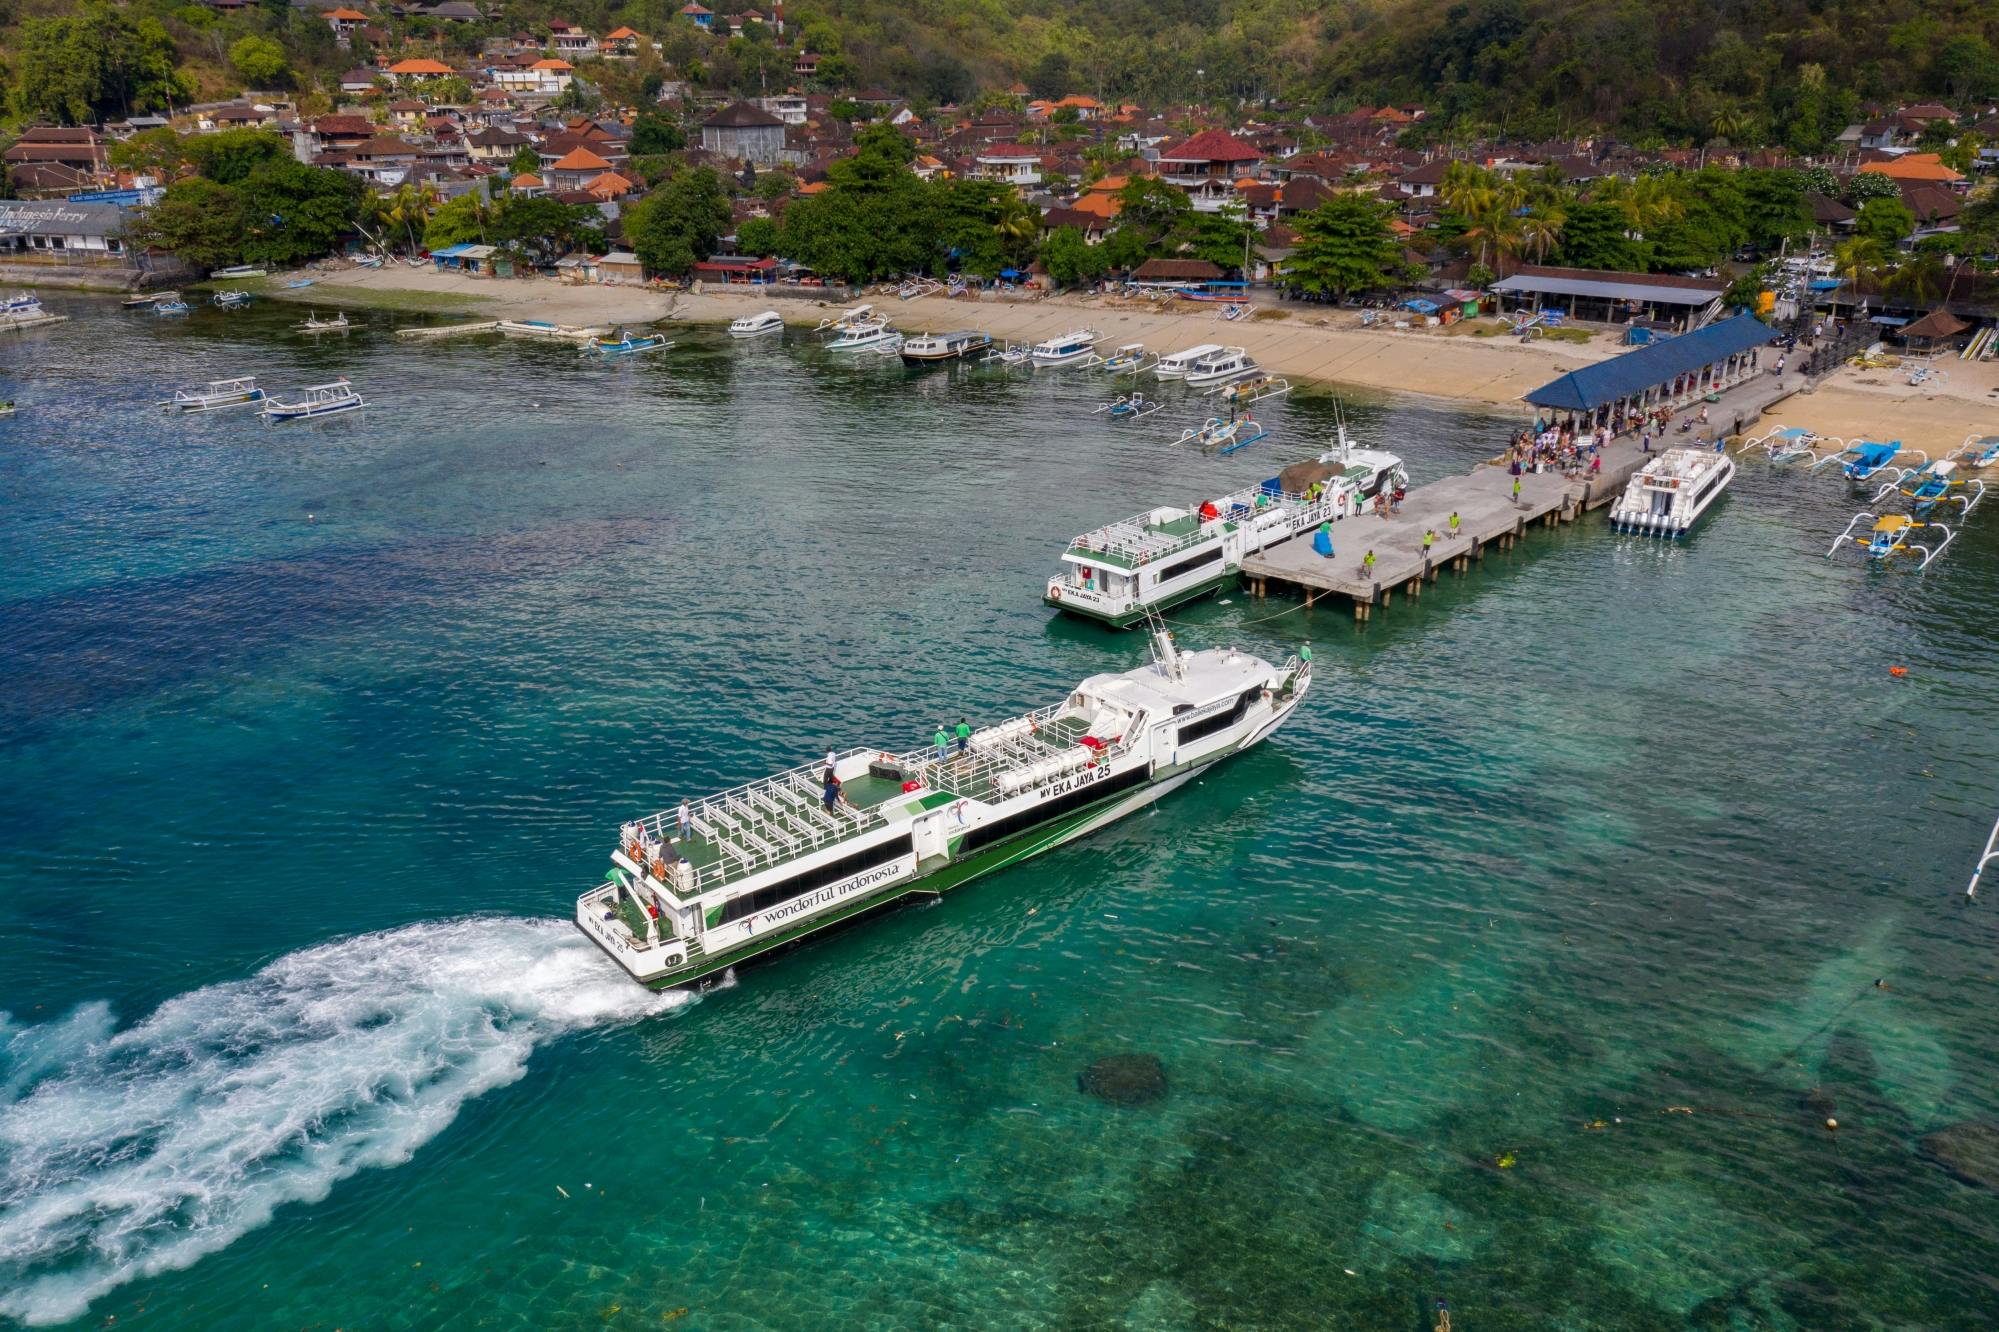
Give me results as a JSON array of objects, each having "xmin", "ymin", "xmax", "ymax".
[
  {"xmin": 1517, "ymin": 205, "xmax": 1566, "ymax": 264},
  {"xmin": 1889, "ymin": 252, "xmax": 1946, "ymax": 307},
  {"xmin": 986, "ymin": 189, "xmax": 1039, "ymax": 265},
  {"xmin": 382, "ymin": 182, "xmax": 442, "ymax": 257},
  {"xmin": 1708, "ymin": 108, "xmax": 1749, "ymax": 147},
  {"xmin": 1833, "ymin": 237, "xmax": 1887, "ymax": 290}
]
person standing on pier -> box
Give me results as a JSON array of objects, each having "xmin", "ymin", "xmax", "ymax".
[
  {"xmin": 1423, "ymin": 528, "xmax": 1436, "ymax": 557},
  {"xmin": 1361, "ymin": 549, "xmax": 1376, "ymax": 578},
  {"xmin": 1449, "ymin": 511, "xmax": 1460, "ymax": 541},
  {"xmin": 1512, "ymin": 476, "xmax": 1523, "ymax": 507}
]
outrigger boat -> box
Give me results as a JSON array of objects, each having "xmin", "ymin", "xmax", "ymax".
[
  {"xmin": 260, "ymin": 379, "xmax": 364, "ymax": 422},
  {"xmin": 152, "ymin": 297, "xmax": 191, "ymax": 317},
  {"xmin": 295, "ymin": 312, "xmax": 350, "ymax": 333},
  {"xmin": 1174, "ymin": 415, "xmax": 1268, "ymax": 452},
  {"xmin": 1812, "ymin": 439, "xmax": 1916, "ymax": 490},
  {"xmin": 814, "ymin": 303, "xmax": 876, "ymax": 334},
  {"xmin": 981, "ymin": 341, "xmax": 1031, "ymax": 366},
  {"xmin": 899, "ymin": 329, "xmax": 991, "ymax": 363},
  {"xmin": 1826, "ymin": 512, "xmax": 1952, "ymax": 568},
  {"xmin": 1095, "ymin": 392, "xmax": 1164, "ymax": 422},
  {"xmin": 1101, "ymin": 343, "xmax": 1154, "ymax": 375},
  {"xmin": 729, "ymin": 310, "xmax": 785, "ymax": 338},
  {"xmin": 1949, "ymin": 434, "xmax": 1999, "ymax": 469},
  {"xmin": 1214, "ymin": 374, "xmax": 1291, "ymax": 408},
  {"xmin": 1153, "ymin": 343, "xmax": 1222, "ymax": 380},
  {"xmin": 576, "ymin": 629, "xmax": 1312, "ymax": 988},
  {"xmin": 1030, "ymin": 329, "xmax": 1100, "ymax": 367},
  {"xmin": 1736, "ymin": 425, "xmax": 1828, "ymax": 463},
  {"xmin": 211, "ymin": 290, "xmax": 252, "ymax": 309},
  {"xmin": 1608, "ymin": 447, "xmax": 1735, "ymax": 536},
  {"xmin": 1182, "ymin": 346, "xmax": 1259, "ymax": 388},
  {"xmin": 1047, "ymin": 423, "xmax": 1405, "ymax": 627},
  {"xmin": 122, "ymin": 290, "xmax": 173, "ymax": 308},
  {"xmin": 164, "ymin": 376, "xmax": 266, "ymax": 413},
  {"xmin": 587, "ymin": 327, "xmax": 674, "ymax": 356},
  {"xmin": 1880, "ymin": 458, "xmax": 1985, "ymax": 517}
]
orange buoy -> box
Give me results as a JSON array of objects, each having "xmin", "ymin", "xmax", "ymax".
[{"xmin": 1889, "ymin": 666, "xmax": 1909, "ymax": 677}]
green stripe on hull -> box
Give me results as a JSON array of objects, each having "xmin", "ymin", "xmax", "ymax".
[
  {"xmin": 639, "ymin": 771, "xmax": 1175, "ymax": 990},
  {"xmin": 1046, "ymin": 568, "xmax": 1236, "ymax": 629}
]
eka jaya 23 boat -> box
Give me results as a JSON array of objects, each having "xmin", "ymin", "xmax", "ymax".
[{"xmin": 576, "ymin": 632, "xmax": 1311, "ymax": 988}]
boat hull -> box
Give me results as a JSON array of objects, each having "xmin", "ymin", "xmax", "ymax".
[{"xmin": 1044, "ymin": 568, "xmax": 1236, "ymax": 628}]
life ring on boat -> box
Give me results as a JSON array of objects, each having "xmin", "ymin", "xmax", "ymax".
[{"xmin": 1050, "ymin": 586, "xmax": 1063, "ymax": 601}]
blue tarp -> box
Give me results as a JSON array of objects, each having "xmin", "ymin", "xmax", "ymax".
[
  {"xmin": 1523, "ymin": 314, "xmax": 1779, "ymax": 412},
  {"xmin": 431, "ymin": 243, "xmax": 478, "ymax": 258},
  {"xmin": 1402, "ymin": 298, "xmax": 1441, "ymax": 314}
]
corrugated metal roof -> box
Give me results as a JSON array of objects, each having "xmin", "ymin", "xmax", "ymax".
[
  {"xmin": 1492, "ymin": 271, "xmax": 1723, "ymax": 305},
  {"xmin": 1523, "ymin": 315, "xmax": 1778, "ymax": 411}
]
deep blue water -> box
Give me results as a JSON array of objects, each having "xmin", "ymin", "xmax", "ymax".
[{"xmin": 2, "ymin": 297, "xmax": 1998, "ymax": 1330}]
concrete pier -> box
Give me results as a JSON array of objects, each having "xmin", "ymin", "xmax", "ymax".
[{"xmin": 1242, "ymin": 369, "xmax": 1804, "ymax": 620}]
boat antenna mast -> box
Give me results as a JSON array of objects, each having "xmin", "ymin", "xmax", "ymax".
[
  {"xmin": 1141, "ymin": 604, "xmax": 1183, "ymax": 681},
  {"xmin": 1331, "ymin": 397, "xmax": 1352, "ymax": 461}
]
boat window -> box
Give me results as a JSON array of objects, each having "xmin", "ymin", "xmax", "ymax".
[
  {"xmin": 958, "ymin": 766, "xmax": 1150, "ymax": 854},
  {"xmin": 715, "ymin": 833, "xmax": 914, "ymax": 925},
  {"xmin": 1155, "ymin": 545, "xmax": 1224, "ymax": 583},
  {"xmin": 1175, "ymin": 688, "xmax": 1262, "ymax": 747}
]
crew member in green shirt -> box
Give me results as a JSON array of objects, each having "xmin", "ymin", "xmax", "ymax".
[
  {"xmin": 955, "ymin": 717, "xmax": 973, "ymax": 755},
  {"xmin": 934, "ymin": 726, "xmax": 950, "ymax": 762}
]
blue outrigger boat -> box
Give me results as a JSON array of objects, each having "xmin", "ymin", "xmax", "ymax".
[
  {"xmin": 1885, "ymin": 459, "xmax": 1985, "ymax": 518},
  {"xmin": 1813, "ymin": 439, "xmax": 1918, "ymax": 491},
  {"xmin": 1950, "ymin": 434, "xmax": 1999, "ymax": 469},
  {"xmin": 587, "ymin": 328, "xmax": 673, "ymax": 356}
]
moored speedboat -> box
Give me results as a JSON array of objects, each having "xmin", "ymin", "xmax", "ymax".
[
  {"xmin": 1608, "ymin": 447, "xmax": 1734, "ymax": 536},
  {"xmin": 826, "ymin": 319, "xmax": 898, "ymax": 351},
  {"xmin": 1030, "ymin": 328, "xmax": 1099, "ymax": 366},
  {"xmin": 729, "ymin": 310, "xmax": 785, "ymax": 338},
  {"xmin": 899, "ymin": 329, "xmax": 991, "ymax": 363},
  {"xmin": 260, "ymin": 379, "xmax": 364, "ymax": 422},
  {"xmin": 1153, "ymin": 343, "xmax": 1222, "ymax": 380},
  {"xmin": 576, "ymin": 631, "xmax": 1311, "ymax": 988},
  {"xmin": 1182, "ymin": 346, "xmax": 1258, "ymax": 387},
  {"xmin": 165, "ymin": 376, "xmax": 266, "ymax": 413}
]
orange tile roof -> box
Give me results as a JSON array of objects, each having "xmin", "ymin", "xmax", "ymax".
[
  {"xmin": 387, "ymin": 58, "xmax": 453, "ymax": 75},
  {"xmin": 513, "ymin": 172, "xmax": 544, "ymax": 187},
  {"xmin": 549, "ymin": 146, "xmax": 612, "ymax": 170},
  {"xmin": 1857, "ymin": 153, "xmax": 1964, "ymax": 183},
  {"xmin": 532, "ymin": 58, "xmax": 575, "ymax": 71},
  {"xmin": 604, "ymin": 26, "xmax": 638, "ymax": 38},
  {"xmin": 326, "ymin": 7, "xmax": 368, "ymax": 19}
]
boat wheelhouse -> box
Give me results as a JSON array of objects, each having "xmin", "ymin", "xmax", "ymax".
[
  {"xmin": 1182, "ymin": 346, "xmax": 1257, "ymax": 387},
  {"xmin": 730, "ymin": 310, "xmax": 785, "ymax": 337},
  {"xmin": 1608, "ymin": 447, "xmax": 1734, "ymax": 536},
  {"xmin": 1153, "ymin": 343, "xmax": 1222, "ymax": 379},
  {"xmin": 1030, "ymin": 329, "xmax": 1099, "ymax": 366},
  {"xmin": 899, "ymin": 330, "xmax": 991, "ymax": 363},
  {"xmin": 167, "ymin": 376, "xmax": 265, "ymax": 412},
  {"xmin": 260, "ymin": 379, "xmax": 364, "ymax": 422},
  {"xmin": 1046, "ymin": 428, "xmax": 1407, "ymax": 627},
  {"xmin": 826, "ymin": 320, "xmax": 899, "ymax": 352},
  {"xmin": 576, "ymin": 632, "xmax": 1311, "ymax": 988}
]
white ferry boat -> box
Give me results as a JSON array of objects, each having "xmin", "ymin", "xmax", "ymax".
[
  {"xmin": 900, "ymin": 329, "xmax": 991, "ymax": 363},
  {"xmin": 1608, "ymin": 446, "xmax": 1735, "ymax": 536},
  {"xmin": 260, "ymin": 379, "xmax": 364, "ymax": 422},
  {"xmin": 1047, "ymin": 427, "xmax": 1407, "ymax": 627},
  {"xmin": 730, "ymin": 310, "xmax": 784, "ymax": 337},
  {"xmin": 1030, "ymin": 329, "xmax": 1099, "ymax": 366},
  {"xmin": 1183, "ymin": 346, "xmax": 1258, "ymax": 387},
  {"xmin": 1154, "ymin": 343, "xmax": 1222, "ymax": 379},
  {"xmin": 166, "ymin": 376, "xmax": 266, "ymax": 412},
  {"xmin": 826, "ymin": 319, "xmax": 898, "ymax": 351},
  {"xmin": 577, "ymin": 631, "xmax": 1311, "ymax": 988}
]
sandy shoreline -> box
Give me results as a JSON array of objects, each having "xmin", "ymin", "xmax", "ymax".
[{"xmin": 272, "ymin": 266, "xmax": 1999, "ymax": 452}]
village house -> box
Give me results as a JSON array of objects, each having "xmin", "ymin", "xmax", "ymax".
[
  {"xmin": 385, "ymin": 57, "xmax": 455, "ymax": 86},
  {"xmin": 1154, "ymin": 128, "xmax": 1261, "ymax": 211},
  {"xmin": 5, "ymin": 127, "xmax": 112, "ymax": 193},
  {"xmin": 678, "ymin": 2, "xmax": 713, "ymax": 28},
  {"xmin": 494, "ymin": 59, "xmax": 573, "ymax": 97},
  {"xmin": 465, "ymin": 126, "xmax": 531, "ymax": 164},
  {"xmin": 701, "ymin": 101, "xmax": 788, "ymax": 165},
  {"xmin": 1858, "ymin": 153, "xmax": 1968, "ymax": 194},
  {"xmin": 324, "ymin": 6, "xmax": 367, "ymax": 44},
  {"xmin": 0, "ymin": 198, "xmax": 133, "ymax": 262},
  {"xmin": 791, "ymin": 51, "xmax": 820, "ymax": 77},
  {"xmin": 972, "ymin": 143, "xmax": 1041, "ymax": 187},
  {"xmin": 548, "ymin": 21, "xmax": 597, "ymax": 58},
  {"xmin": 338, "ymin": 67, "xmax": 380, "ymax": 95},
  {"xmin": 601, "ymin": 26, "xmax": 641, "ymax": 56},
  {"xmin": 758, "ymin": 94, "xmax": 809, "ymax": 126},
  {"xmin": 544, "ymin": 145, "xmax": 614, "ymax": 190}
]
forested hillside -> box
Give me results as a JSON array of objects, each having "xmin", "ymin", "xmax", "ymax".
[{"xmin": 2, "ymin": 0, "xmax": 1997, "ymax": 149}]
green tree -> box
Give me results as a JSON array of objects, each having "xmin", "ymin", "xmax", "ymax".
[
  {"xmin": 187, "ymin": 129, "xmax": 289, "ymax": 185},
  {"xmin": 735, "ymin": 215, "xmax": 780, "ymax": 257},
  {"xmin": 1114, "ymin": 175, "xmax": 1193, "ymax": 247},
  {"xmin": 1552, "ymin": 203, "xmax": 1641, "ymax": 270},
  {"xmin": 1027, "ymin": 51, "xmax": 1073, "ymax": 98},
  {"xmin": 626, "ymin": 166, "xmax": 731, "ymax": 276},
  {"xmin": 229, "ymin": 35, "xmax": 289, "ymax": 87},
  {"xmin": 235, "ymin": 161, "xmax": 361, "ymax": 265},
  {"xmin": 510, "ymin": 144, "xmax": 542, "ymax": 177},
  {"xmin": 424, "ymin": 191, "xmax": 491, "ymax": 248},
  {"xmin": 777, "ymin": 128, "xmax": 939, "ymax": 282},
  {"xmin": 1848, "ymin": 171, "xmax": 1902, "ymax": 204},
  {"xmin": 1099, "ymin": 224, "xmax": 1149, "ymax": 273},
  {"xmin": 629, "ymin": 111, "xmax": 685, "ymax": 155},
  {"xmin": 1854, "ymin": 196, "xmax": 1915, "ymax": 248},
  {"xmin": 1285, "ymin": 194, "xmax": 1400, "ymax": 298},
  {"xmin": 128, "ymin": 178, "xmax": 244, "ymax": 270},
  {"xmin": 14, "ymin": 4, "xmax": 191, "ymax": 124},
  {"xmin": 491, "ymin": 196, "xmax": 605, "ymax": 265},
  {"xmin": 1039, "ymin": 225, "xmax": 1106, "ymax": 287},
  {"xmin": 109, "ymin": 127, "xmax": 188, "ymax": 181}
]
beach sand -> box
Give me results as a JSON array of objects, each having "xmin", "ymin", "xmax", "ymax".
[{"xmin": 277, "ymin": 266, "xmax": 1998, "ymax": 452}]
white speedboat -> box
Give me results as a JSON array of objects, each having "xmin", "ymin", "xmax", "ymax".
[
  {"xmin": 1153, "ymin": 343, "xmax": 1222, "ymax": 379},
  {"xmin": 260, "ymin": 379, "xmax": 364, "ymax": 422},
  {"xmin": 1048, "ymin": 423, "xmax": 1405, "ymax": 627},
  {"xmin": 166, "ymin": 376, "xmax": 266, "ymax": 412},
  {"xmin": 1182, "ymin": 346, "xmax": 1258, "ymax": 387},
  {"xmin": 1030, "ymin": 328, "xmax": 1099, "ymax": 366},
  {"xmin": 577, "ymin": 630, "xmax": 1311, "ymax": 988},
  {"xmin": 730, "ymin": 310, "xmax": 785, "ymax": 337},
  {"xmin": 826, "ymin": 320, "xmax": 898, "ymax": 351},
  {"xmin": 1609, "ymin": 447, "xmax": 1734, "ymax": 536},
  {"xmin": 899, "ymin": 329, "xmax": 991, "ymax": 363}
]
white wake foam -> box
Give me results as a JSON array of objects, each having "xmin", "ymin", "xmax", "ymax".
[{"xmin": 0, "ymin": 916, "xmax": 686, "ymax": 1327}]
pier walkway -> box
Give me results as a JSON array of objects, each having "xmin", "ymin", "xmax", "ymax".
[{"xmin": 1242, "ymin": 368, "xmax": 1804, "ymax": 619}]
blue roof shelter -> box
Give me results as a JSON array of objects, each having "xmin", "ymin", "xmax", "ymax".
[{"xmin": 1524, "ymin": 314, "xmax": 1778, "ymax": 422}]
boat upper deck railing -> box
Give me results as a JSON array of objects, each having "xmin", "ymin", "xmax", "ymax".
[{"xmin": 1067, "ymin": 480, "xmax": 1322, "ymax": 567}]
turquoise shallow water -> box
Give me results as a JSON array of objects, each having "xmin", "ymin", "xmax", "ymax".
[{"xmin": 3, "ymin": 299, "xmax": 1999, "ymax": 1330}]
